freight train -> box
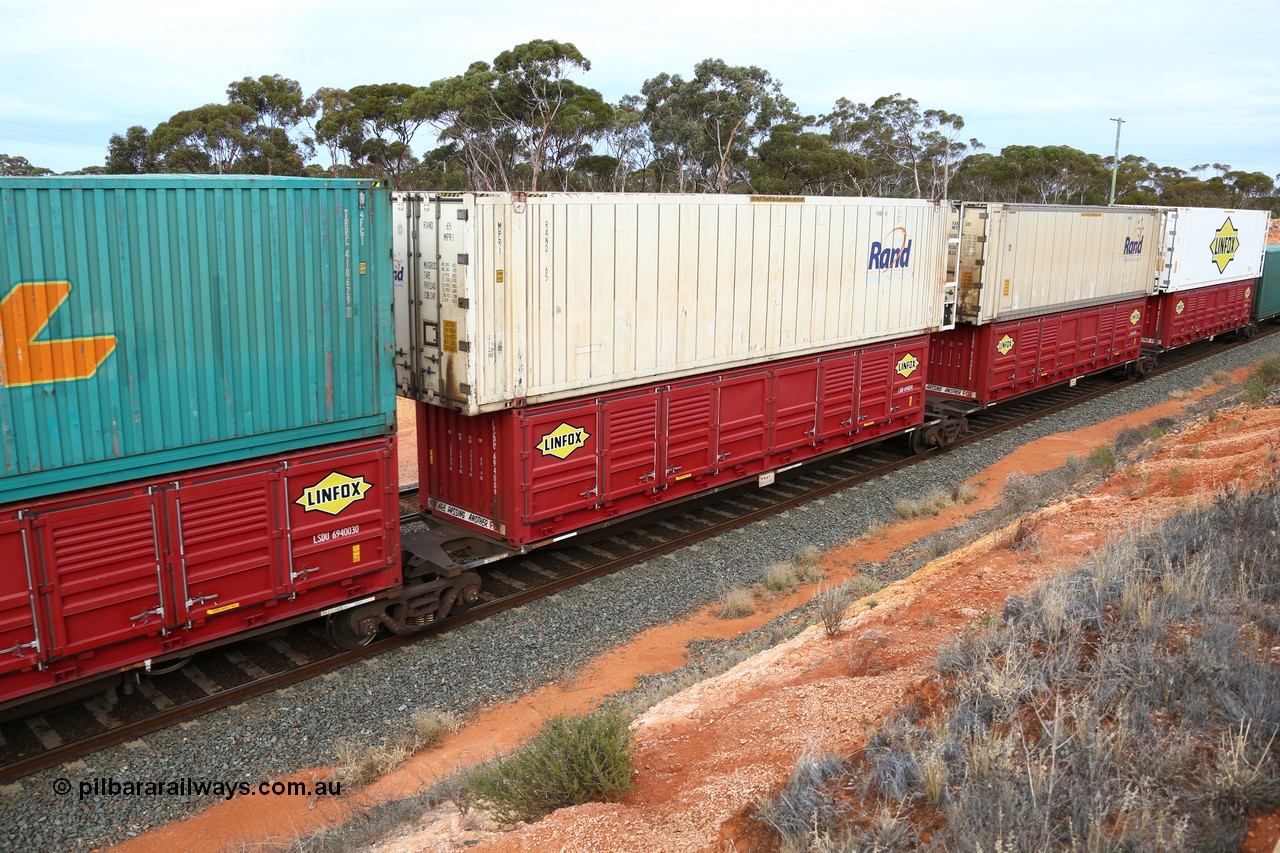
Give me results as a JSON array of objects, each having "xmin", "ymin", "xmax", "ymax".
[{"xmin": 0, "ymin": 177, "xmax": 1272, "ymax": 712}]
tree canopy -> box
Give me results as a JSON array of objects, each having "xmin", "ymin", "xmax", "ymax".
[{"xmin": 13, "ymin": 41, "xmax": 1274, "ymax": 214}]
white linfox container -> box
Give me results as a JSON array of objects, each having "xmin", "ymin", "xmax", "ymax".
[
  {"xmin": 1153, "ymin": 207, "xmax": 1269, "ymax": 292},
  {"xmin": 394, "ymin": 192, "xmax": 955, "ymax": 414},
  {"xmin": 951, "ymin": 202, "xmax": 1160, "ymax": 324}
]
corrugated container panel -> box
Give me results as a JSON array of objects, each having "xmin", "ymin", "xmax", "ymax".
[
  {"xmin": 1154, "ymin": 207, "xmax": 1269, "ymax": 292},
  {"xmin": 394, "ymin": 192, "xmax": 950, "ymax": 414},
  {"xmin": 1, "ymin": 176, "xmax": 395, "ymax": 504},
  {"xmin": 927, "ymin": 298, "xmax": 1146, "ymax": 405},
  {"xmin": 952, "ymin": 203, "xmax": 1160, "ymax": 324},
  {"xmin": 0, "ymin": 435, "xmax": 400, "ymax": 706},
  {"xmin": 1143, "ymin": 280, "xmax": 1254, "ymax": 348},
  {"xmin": 1256, "ymin": 245, "xmax": 1280, "ymax": 321},
  {"xmin": 418, "ymin": 334, "xmax": 929, "ymax": 546}
]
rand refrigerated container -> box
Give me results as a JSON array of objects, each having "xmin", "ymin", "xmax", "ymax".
[{"xmin": 394, "ymin": 192, "xmax": 954, "ymax": 415}]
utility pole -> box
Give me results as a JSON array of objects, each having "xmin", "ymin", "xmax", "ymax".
[{"xmin": 1109, "ymin": 117, "xmax": 1125, "ymax": 205}]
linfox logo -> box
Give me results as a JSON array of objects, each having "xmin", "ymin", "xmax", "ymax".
[
  {"xmin": 1175, "ymin": 300, "xmax": 1186, "ymax": 316},
  {"xmin": 1123, "ymin": 227, "xmax": 1144, "ymax": 257},
  {"xmin": 894, "ymin": 353, "xmax": 919, "ymax": 378},
  {"xmin": 868, "ymin": 226, "xmax": 913, "ymax": 271},
  {"xmin": 1130, "ymin": 309, "xmax": 1142, "ymax": 326},
  {"xmin": 296, "ymin": 472, "xmax": 373, "ymax": 515},
  {"xmin": 536, "ymin": 423, "xmax": 591, "ymax": 459},
  {"xmin": 996, "ymin": 334, "xmax": 1015, "ymax": 356},
  {"xmin": 1210, "ymin": 218, "xmax": 1240, "ymax": 274}
]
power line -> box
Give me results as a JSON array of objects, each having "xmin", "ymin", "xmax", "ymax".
[{"xmin": 0, "ymin": 119, "xmax": 106, "ymax": 141}]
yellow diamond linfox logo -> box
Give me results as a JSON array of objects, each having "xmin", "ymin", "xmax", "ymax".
[
  {"xmin": 536, "ymin": 423, "xmax": 591, "ymax": 459},
  {"xmin": 296, "ymin": 472, "xmax": 373, "ymax": 515},
  {"xmin": 895, "ymin": 353, "xmax": 919, "ymax": 378},
  {"xmin": 1130, "ymin": 309, "xmax": 1142, "ymax": 326},
  {"xmin": 1175, "ymin": 300, "xmax": 1185, "ymax": 315},
  {"xmin": 996, "ymin": 334, "xmax": 1015, "ymax": 356},
  {"xmin": 1210, "ymin": 218, "xmax": 1240, "ymax": 274}
]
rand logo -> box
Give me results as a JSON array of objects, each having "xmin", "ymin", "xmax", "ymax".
[{"xmin": 0, "ymin": 281, "xmax": 117, "ymax": 387}]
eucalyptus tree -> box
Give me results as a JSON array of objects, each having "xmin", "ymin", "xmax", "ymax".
[
  {"xmin": 599, "ymin": 94, "xmax": 653, "ymax": 191},
  {"xmin": 344, "ymin": 83, "xmax": 433, "ymax": 182},
  {"xmin": 0, "ymin": 154, "xmax": 53, "ymax": 176},
  {"xmin": 227, "ymin": 74, "xmax": 315, "ymax": 175},
  {"xmin": 149, "ymin": 104, "xmax": 259, "ymax": 173},
  {"xmin": 418, "ymin": 40, "xmax": 609, "ymax": 191},
  {"xmin": 104, "ymin": 126, "xmax": 158, "ymax": 173},
  {"xmin": 642, "ymin": 59, "xmax": 798, "ymax": 193},
  {"xmin": 822, "ymin": 94, "xmax": 975, "ymax": 198},
  {"xmin": 748, "ymin": 121, "xmax": 865, "ymax": 196},
  {"xmin": 305, "ymin": 87, "xmax": 361, "ymax": 176}
]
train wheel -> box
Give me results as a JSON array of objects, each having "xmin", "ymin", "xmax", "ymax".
[
  {"xmin": 326, "ymin": 609, "xmax": 379, "ymax": 650},
  {"xmin": 910, "ymin": 427, "xmax": 934, "ymax": 455}
]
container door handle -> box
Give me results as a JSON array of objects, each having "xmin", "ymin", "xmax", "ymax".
[
  {"xmin": 638, "ymin": 471, "xmax": 656, "ymax": 482},
  {"xmin": 129, "ymin": 606, "xmax": 164, "ymax": 626},
  {"xmin": 717, "ymin": 452, "xmax": 732, "ymax": 462},
  {"xmin": 1, "ymin": 640, "xmax": 38, "ymax": 657},
  {"xmin": 580, "ymin": 487, "xmax": 598, "ymax": 498},
  {"xmin": 665, "ymin": 466, "xmax": 682, "ymax": 475},
  {"xmin": 187, "ymin": 593, "xmax": 218, "ymax": 608},
  {"xmin": 291, "ymin": 567, "xmax": 319, "ymax": 583},
  {"xmin": 803, "ymin": 428, "xmax": 817, "ymax": 437}
]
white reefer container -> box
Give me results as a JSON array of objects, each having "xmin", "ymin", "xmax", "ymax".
[
  {"xmin": 951, "ymin": 203, "xmax": 1160, "ymax": 324},
  {"xmin": 393, "ymin": 192, "xmax": 954, "ymax": 414},
  {"xmin": 1153, "ymin": 207, "xmax": 1269, "ymax": 292}
]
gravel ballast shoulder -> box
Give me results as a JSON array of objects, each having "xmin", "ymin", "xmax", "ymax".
[{"xmin": 4, "ymin": 334, "xmax": 1279, "ymax": 853}]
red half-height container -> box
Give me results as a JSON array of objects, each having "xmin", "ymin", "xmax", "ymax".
[
  {"xmin": 926, "ymin": 298, "xmax": 1147, "ymax": 406},
  {"xmin": 418, "ymin": 336, "xmax": 929, "ymax": 547},
  {"xmin": 1142, "ymin": 279, "xmax": 1254, "ymax": 349}
]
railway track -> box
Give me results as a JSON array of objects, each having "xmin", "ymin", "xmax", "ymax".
[{"xmin": 0, "ymin": 329, "xmax": 1268, "ymax": 782}]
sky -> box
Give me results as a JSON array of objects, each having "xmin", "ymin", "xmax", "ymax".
[{"xmin": 3, "ymin": 0, "xmax": 1279, "ymax": 183}]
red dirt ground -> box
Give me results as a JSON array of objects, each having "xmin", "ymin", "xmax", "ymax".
[{"xmin": 108, "ymin": 373, "xmax": 1280, "ymax": 853}]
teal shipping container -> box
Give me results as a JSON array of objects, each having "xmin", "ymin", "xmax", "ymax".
[
  {"xmin": 1257, "ymin": 245, "xmax": 1280, "ymax": 322},
  {"xmin": 1, "ymin": 176, "xmax": 394, "ymax": 504}
]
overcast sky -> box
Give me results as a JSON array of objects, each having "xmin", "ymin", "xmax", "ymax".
[{"xmin": 3, "ymin": 0, "xmax": 1279, "ymax": 183}]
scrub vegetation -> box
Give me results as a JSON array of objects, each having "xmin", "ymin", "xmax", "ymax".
[{"xmin": 756, "ymin": 480, "xmax": 1280, "ymax": 851}]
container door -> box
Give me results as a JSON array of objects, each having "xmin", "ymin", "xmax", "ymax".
[
  {"xmin": 600, "ymin": 392, "xmax": 661, "ymax": 502},
  {"xmin": 522, "ymin": 403, "xmax": 601, "ymax": 521},
  {"xmin": 34, "ymin": 493, "xmax": 167, "ymax": 657},
  {"xmin": 772, "ymin": 363, "xmax": 821, "ymax": 451},
  {"xmin": 662, "ymin": 381, "xmax": 718, "ymax": 485},
  {"xmin": 817, "ymin": 352, "xmax": 859, "ymax": 439},
  {"xmin": 431, "ymin": 196, "xmax": 474, "ymax": 406},
  {"xmin": 952, "ymin": 203, "xmax": 989, "ymax": 323},
  {"xmin": 393, "ymin": 193, "xmax": 421, "ymax": 396},
  {"xmin": 0, "ymin": 518, "xmax": 42, "ymax": 676},
  {"xmin": 166, "ymin": 468, "xmax": 286, "ymax": 625},
  {"xmin": 717, "ymin": 372, "xmax": 770, "ymax": 465},
  {"xmin": 284, "ymin": 445, "xmax": 397, "ymax": 593},
  {"xmin": 856, "ymin": 348, "xmax": 895, "ymax": 427}
]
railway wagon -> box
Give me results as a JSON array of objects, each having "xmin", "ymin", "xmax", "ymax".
[
  {"xmin": 393, "ymin": 192, "xmax": 956, "ymax": 415},
  {"xmin": 928, "ymin": 203, "xmax": 1159, "ymax": 407},
  {"xmin": 0, "ymin": 177, "xmax": 402, "ymax": 708},
  {"xmin": 399, "ymin": 192, "xmax": 954, "ymax": 545},
  {"xmin": 1142, "ymin": 208, "xmax": 1270, "ymax": 349}
]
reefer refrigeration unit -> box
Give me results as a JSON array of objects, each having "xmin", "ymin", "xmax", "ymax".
[
  {"xmin": 1142, "ymin": 207, "xmax": 1269, "ymax": 348},
  {"xmin": 394, "ymin": 192, "xmax": 955, "ymax": 415}
]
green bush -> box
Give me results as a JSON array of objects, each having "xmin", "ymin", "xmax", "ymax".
[{"xmin": 466, "ymin": 711, "xmax": 635, "ymax": 825}]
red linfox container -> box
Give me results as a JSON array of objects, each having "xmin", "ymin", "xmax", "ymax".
[
  {"xmin": 1142, "ymin": 279, "xmax": 1254, "ymax": 349},
  {"xmin": 419, "ymin": 335, "xmax": 929, "ymax": 547},
  {"xmin": 0, "ymin": 437, "xmax": 400, "ymax": 708},
  {"xmin": 926, "ymin": 298, "xmax": 1147, "ymax": 406}
]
